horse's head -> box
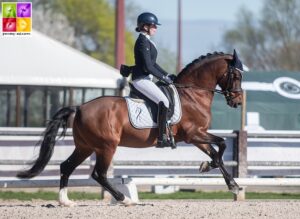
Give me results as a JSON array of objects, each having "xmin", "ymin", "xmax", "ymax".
[
  {"xmin": 217, "ymin": 50, "xmax": 244, "ymax": 108},
  {"xmin": 175, "ymin": 50, "xmax": 245, "ymax": 108}
]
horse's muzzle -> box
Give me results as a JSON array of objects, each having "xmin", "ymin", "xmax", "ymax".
[{"xmin": 226, "ymin": 92, "xmax": 243, "ymax": 108}]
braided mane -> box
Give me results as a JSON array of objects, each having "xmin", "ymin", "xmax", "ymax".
[{"xmin": 176, "ymin": 52, "xmax": 232, "ymax": 80}]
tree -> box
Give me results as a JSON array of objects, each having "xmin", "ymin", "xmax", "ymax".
[
  {"xmin": 222, "ymin": 0, "xmax": 300, "ymax": 71},
  {"xmin": 16, "ymin": 0, "xmax": 135, "ymax": 66}
]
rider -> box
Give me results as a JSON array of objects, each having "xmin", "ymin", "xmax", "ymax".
[{"xmin": 131, "ymin": 12, "xmax": 175, "ymax": 148}]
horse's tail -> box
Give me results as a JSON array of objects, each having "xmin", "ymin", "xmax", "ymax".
[{"xmin": 17, "ymin": 106, "xmax": 77, "ymax": 179}]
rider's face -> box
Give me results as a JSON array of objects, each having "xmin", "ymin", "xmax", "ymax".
[
  {"xmin": 149, "ymin": 24, "xmax": 157, "ymax": 36},
  {"xmin": 145, "ymin": 24, "xmax": 157, "ymax": 36}
]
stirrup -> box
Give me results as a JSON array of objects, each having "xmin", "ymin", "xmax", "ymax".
[{"xmin": 156, "ymin": 134, "xmax": 177, "ymax": 149}]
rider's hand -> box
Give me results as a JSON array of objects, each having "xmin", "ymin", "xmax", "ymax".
[
  {"xmin": 162, "ymin": 75, "xmax": 173, "ymax": 85},
  {"xmin": 167, "ymin": 74, "xmax": 177, "ymax": 81}
]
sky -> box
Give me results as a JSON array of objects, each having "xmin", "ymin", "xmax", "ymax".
[
  {"xmin": 128, "ymin": 0, "xmax": 264, "ymax": 68},
  {"xmin": 130, "ymin": 0, "xmax": 263, "ymax": 21}
]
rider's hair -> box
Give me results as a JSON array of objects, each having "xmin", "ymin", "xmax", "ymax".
[{"xmin": 135, "ymin": 24, "xmax": 149, "ymax": 33}]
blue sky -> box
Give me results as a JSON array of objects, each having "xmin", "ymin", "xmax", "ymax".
[
  {"xmin": 128, "ymin": 0, "xmax": 264, "ymax": 67},
  {"xmin": 130, "ymin": 0, "xmax": 263, "ymax": 21}
]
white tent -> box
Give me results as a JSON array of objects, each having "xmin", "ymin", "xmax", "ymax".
[{"xmin": 0, "ymin": 30, "xmax": 122, "ymax": 88}]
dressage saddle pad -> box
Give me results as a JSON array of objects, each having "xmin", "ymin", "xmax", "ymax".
[{"xmin": 125, "ymin": 85, "xmax": 182, "ymax": 129}]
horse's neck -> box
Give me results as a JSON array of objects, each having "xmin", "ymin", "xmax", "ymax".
[
  {"xmin": 176, "ymin": 67, "xmax": 221, "ymax": 112},
  {"xmin": 176, "ymin": 69, "xmax": 218, "ymax": 91},
  {"xmin": 178, "ymin": 85, "xmax": 215, "ymax": 108}
]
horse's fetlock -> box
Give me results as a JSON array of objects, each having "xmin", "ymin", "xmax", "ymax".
[
  {"xmin": 211, "ymin": 160, "xmax": 219, "ymax": 168},
  {"xmin": 91, "ymin": 171, "xmax": 98, "ymax": 180}
]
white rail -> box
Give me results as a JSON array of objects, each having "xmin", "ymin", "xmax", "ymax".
[
  {"xmin": 1, "ymin": 177, "xmax": 300, "ymax": 188},
  {"xmin": 131, "ymin": 177, "xmax": 300, "ymax": 186}
]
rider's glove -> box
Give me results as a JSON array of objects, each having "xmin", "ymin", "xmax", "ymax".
[
  {"xmin": 162, "ymin": 75, "xmax": 173, "ymax": 85},
  {"xmin": 167, "ymin": 74, "xmax": 177, "ymax": 81}
]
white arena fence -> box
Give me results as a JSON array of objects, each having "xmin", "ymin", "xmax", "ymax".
[{"xmin": 1, "ymin": 127, "xmax": 300, "ymax": 200}]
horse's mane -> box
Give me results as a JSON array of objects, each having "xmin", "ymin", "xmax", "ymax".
[{"xmin": 176, "ymin": 52, "xmax": 232, "ymax": 80}]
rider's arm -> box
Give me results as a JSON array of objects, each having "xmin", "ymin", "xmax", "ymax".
[
  {"xmin": 137, "ymin": 37, "xmax": 166, "ymax": 80},
  {"xmin": 154, "ymin": 63, "xmax": 168, "ymax": 77}
]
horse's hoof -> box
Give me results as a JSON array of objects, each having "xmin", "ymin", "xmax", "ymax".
[
  {"xmin": 120, "ymin": 196, "xmax": 138, "ymax": 207},
  {"xmin": 199, "ymin": 161, "xmax": 211, "ymax": 173},
  {"xmin": 59, "ymin": 200, "xmax": 77, "ymax": 207},
  {"xmin": 229, "ymin": 185, "xmax": 240, "ymax": 195}
]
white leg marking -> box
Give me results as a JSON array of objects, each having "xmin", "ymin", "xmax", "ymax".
[
  {"xmin": 120, "ymin": 196, "xmax": 138, "ymax": 206},
  {"xmin": 59, "ymin": 188, "xmax": 77, "ymax": 207}
]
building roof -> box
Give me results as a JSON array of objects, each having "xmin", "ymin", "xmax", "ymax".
[{"xmin": 0, "ymin": 30, "xmax": 122, "ymax": 88}]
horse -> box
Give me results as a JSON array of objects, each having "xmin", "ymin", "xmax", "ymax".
[{"xmin": 17, "ymin": 50, "xmax": 244, "ymax": 206}]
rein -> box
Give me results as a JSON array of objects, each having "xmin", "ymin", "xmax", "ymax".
[
  {"xmin": 173, "ymin": 66, "xmax": 242, "ymax": 95},
  {"xmin": 173, "ymin": 83, "xmax": 225, "ymax": 94}
]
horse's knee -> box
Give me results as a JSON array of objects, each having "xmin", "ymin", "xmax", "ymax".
[{"xmin": 91, "ymin": 169, "xmax": 99, "ymax": 181}]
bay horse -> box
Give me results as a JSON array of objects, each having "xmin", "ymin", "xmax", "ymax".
[{"xmin": 17, "ymin": 50, "xmax": 244, "ymax": 206}]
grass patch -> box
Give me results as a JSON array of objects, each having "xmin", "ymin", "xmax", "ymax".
[
  {"xmin": 139, "ymin": 191, "xmax": 232, "ymax": 199},
  {"xmin": 139, "ymin": 191, "xmax": 300, "ymax": 200},
  {"xmin": 0, "ymin": 190, "xmax": 300, "ymax": 200},
  {"xmin": 0, "ymin": 191, "xmax": 101, "ymax": 200}
]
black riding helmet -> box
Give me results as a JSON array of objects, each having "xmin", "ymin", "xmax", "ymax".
[{"xmin": 136, "ymin": 12, "xmax": 161, "ymax": 32}]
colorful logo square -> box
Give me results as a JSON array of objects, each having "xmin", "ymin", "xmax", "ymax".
[
  {"xmin": 2, "ymin": 2, "xmax": 32, "ymax": 34},
  {"xmin": 17, "ymin": 2, "xmax": 31, "ymax": 17},
  {"xmin": 2, "ymin": 18, "xmax": 16, "ymax": 32},
  {"xmin": 17, "ymin": 18, "xmax": 31, "ymax": 32},
  {"xmin": 2, "ymin": 3, "xmax": 16, "ymax": 18}
]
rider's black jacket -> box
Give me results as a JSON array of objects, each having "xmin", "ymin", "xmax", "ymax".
[{"xmin": 132, "ymin": 33, "xmax": 168, "ymax": 81}]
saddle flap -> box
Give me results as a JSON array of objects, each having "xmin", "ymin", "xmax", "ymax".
[
  {"xmin": 128, "ymin": 82, "xmax": 176, "ymax": 120},
  {"xmin": 125, "ymin": 84, "xmax": 182, "ymax": 129}
]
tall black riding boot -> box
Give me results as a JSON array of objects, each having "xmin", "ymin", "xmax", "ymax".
[{"xmin": 157, "ymin": 101, "xmax": 175, "ymax": 148}]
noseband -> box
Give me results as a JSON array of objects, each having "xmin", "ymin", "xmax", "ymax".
[{"xmin": 217, "ymin": 65, "xmax": 243, "ymax": 102}]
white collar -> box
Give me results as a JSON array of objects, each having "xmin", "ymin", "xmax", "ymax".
[
  {"xmin": 140, "ymin": 32, "xmax": 156, "ymax": 48},
  {"xmin": 141, "ymin": 32, "xmax": 151, "ymax": 40}
]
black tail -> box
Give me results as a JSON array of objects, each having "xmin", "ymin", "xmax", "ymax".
[{"xmin": 17, "ymin": 106, "xmax": 76, "ymax": 179}]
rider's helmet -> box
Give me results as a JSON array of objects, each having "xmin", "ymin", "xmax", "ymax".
[{"xmin": 135, "ymin": 12, "xmax": 161, "ymax": 32}]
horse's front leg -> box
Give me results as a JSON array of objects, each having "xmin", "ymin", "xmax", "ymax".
[
  {"xmin": 191, "ymin": 133, "xmax": 240, "ymax": 194},
  {"xmin": 195, "ymin": 143, "xmax": 219, "ymax": 173}
]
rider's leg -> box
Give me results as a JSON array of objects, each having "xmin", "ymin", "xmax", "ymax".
[
  {"xmin": 132, "ymin": 77, "xmax": 175, "ymax": 147},
  {"xmin": 157, "ymin": 101, "xmax": 171, "ymax": 147},
  {"xmin": 132, "ymin": 77, "xmax": 169, "ymax": 108}
]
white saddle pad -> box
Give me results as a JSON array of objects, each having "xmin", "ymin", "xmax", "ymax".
[{"xmin": 125, "ymin": 85, "xmax": 182, "ymax": 129}]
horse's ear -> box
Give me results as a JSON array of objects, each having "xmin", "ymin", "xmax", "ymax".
[{"xmin": 232, "ymin": 49, "xmax": 243, "ymax": 71}]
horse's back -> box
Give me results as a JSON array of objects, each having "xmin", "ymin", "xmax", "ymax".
[{"xmin": 79, "ymin": 96, "xmax": 127, "ymax": 120}]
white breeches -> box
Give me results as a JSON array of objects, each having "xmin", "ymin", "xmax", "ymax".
[{"xmin": 132, "ymin": 77, "xmax": 169, "ymax": 108}]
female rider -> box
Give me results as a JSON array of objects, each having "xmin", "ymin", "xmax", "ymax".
[{"xmin": 131, "ymin": 12, "xmax": 175, "ymax": 148}]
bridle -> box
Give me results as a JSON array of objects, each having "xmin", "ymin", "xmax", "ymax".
[
  {"xmin": 217, "ymin": 65, "xmax": 243, "ymax": 103},
  {"xmin": 174, "ymin": 65, "xmax": 243, "ymax": 103}
]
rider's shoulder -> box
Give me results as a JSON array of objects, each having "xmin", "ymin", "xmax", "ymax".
[
  {"xmin": 137, "ymin": 33, "xmax": 148, "ymax": 41},
  {"xmin": 136, "ymin": 34, "xmax": 150, "ymax": 46}
]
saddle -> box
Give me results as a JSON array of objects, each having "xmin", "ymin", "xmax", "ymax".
[{"xmin": 128, "ymin": 82, "xmax": 175, "ymax": 123}]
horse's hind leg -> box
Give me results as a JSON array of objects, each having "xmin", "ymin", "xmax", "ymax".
[
  {"xmin": 59, "ymin": 147, "xmax": 92, "ymax": 206},
  {"xmin": 91, "ymin": 148, "xmax": 137, "ymax": 206}
]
